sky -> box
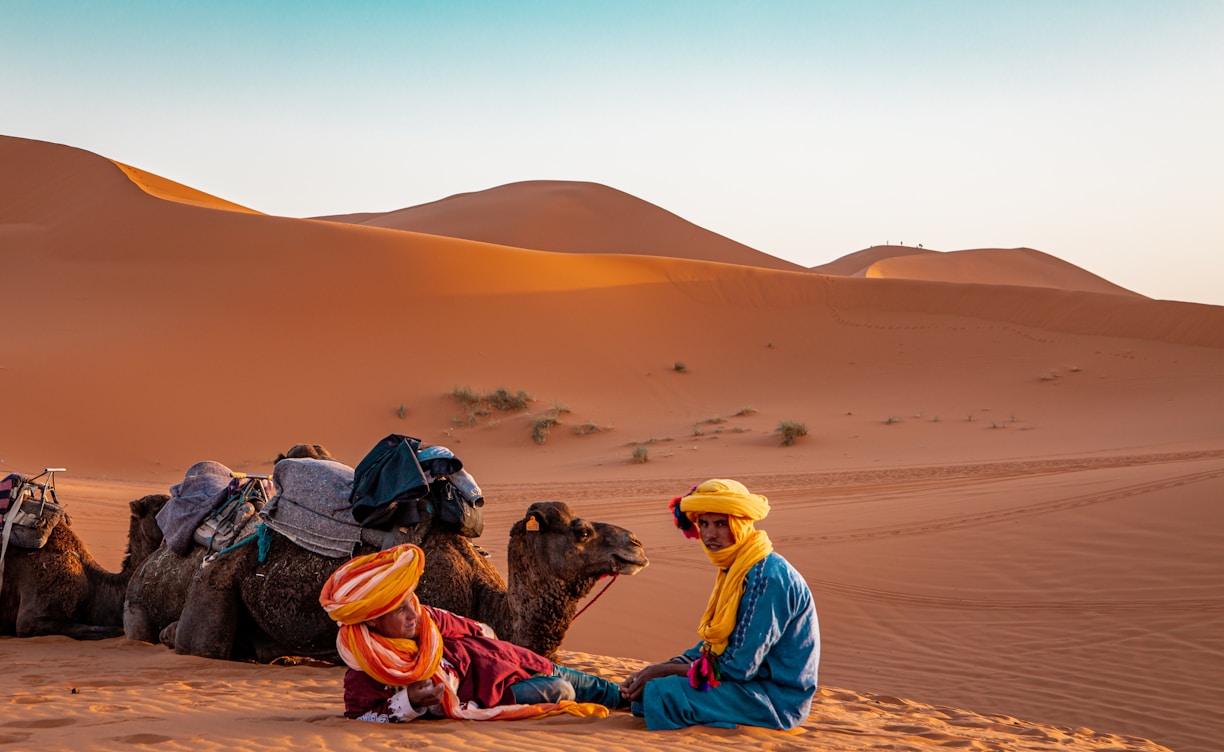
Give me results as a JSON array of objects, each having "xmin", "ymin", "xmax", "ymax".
[{"xmin": 3, "ymin": 0, "xmax": 1223, "ymax": 306}]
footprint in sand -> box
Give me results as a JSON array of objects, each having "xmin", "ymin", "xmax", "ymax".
[
  {"xmin": 0, "ymin": 733, "xmax": 32, "ymax": 744},
  {"xmin": 2, "ymin": 718, "xmax": 75, "ymax": 728},
  {"xmin": 112, "ymin": 734, "xmax": 173, "ymax": 745}
]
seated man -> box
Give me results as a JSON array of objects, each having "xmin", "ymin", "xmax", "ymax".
[
  {"xmin": 620, "ymin": 479, "xmax": 819, "ymax": 730},
  {"xmin": 320, "ymin": 543, "xmax": 625, "ymax": 722}
]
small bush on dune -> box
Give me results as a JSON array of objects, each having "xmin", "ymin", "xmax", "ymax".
[
  {"xmin": 632, "ymin": 445, "xmax": 649, "ymax": 463},
  {"xmin": 574, "ymin": 421, "xmax": 602, "ymax": 436},
  {"xmin": 452, "ymin": 386, "xmax": 481, "ymax": 408},
  {"xmin": 776, "ymin": 420, "xmax": 808, "ymax": 446},
  {"xmin": 487, "ymin": 388, "xmax": 532, "ymax": 411},
  {"xmin": 532, "ymin": 413, "xmax": 560, "ymax": 445}
]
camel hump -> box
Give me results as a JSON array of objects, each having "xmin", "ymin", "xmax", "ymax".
[{"xmin": 275, "ymin": 444, "xmax": 335, "ymax": 463}]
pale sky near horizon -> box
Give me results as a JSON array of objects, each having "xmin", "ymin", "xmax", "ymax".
[{"xmin": 3, "ymin": 1, "xmax": 1222, "ymax": 306}]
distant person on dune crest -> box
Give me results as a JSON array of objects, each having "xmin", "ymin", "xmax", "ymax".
[
  {"xmin": 320, "ymin": 543, "xmax": 626, "ymax": 723},
  {"xmin": 621, "ymin": 479, "xmax": 819, "ymax": 730}
]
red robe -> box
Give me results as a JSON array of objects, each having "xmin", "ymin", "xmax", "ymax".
[{"xmin": 343, "ymin": 606, "xmax": 553, "ymax": 718}]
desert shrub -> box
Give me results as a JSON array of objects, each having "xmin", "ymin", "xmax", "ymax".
[
  {"xmin": 532, "ymin": 412, "xmax": 560, "ymax": 445},
  {"xmin": 673, "ymin": 361, "xmax": 687, "ymax": 373},
  {"xmin": 735, "ymin": 406, "xmax": 757, "ymax": 416},
  {"xmin": 776, "ymin": 420, "xmax": 808, "ymax": 446},
  {"xmin": 574, "ymin": 421, "xmax": 601, "ymax": 436},
  {"xmin": 632, "ymin": 445, "xmax": 649, "ymax": 463},
  {"xmin": 451, "ymin": 385, "xmax": 481, "ymax": 408},
  {"xmin": 487, "ymin": 388, "xmax": 531, "ymax": 411}
]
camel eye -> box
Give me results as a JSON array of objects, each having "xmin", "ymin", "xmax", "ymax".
[{"xmin": 573, "ymin": 524, "xmax": 594, "ymax": 542}]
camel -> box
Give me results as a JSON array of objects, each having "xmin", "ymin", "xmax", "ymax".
[
  {"xmin": 124, "ymin": 442, "xmax": 336, "ymax": 649},
  {"xmin": 131, "ymin": 500, "xmax": 648, "ymax": 664},
  {"xmin": 1, "ymin": 493, "xmax": 168, "ymax": 639}
]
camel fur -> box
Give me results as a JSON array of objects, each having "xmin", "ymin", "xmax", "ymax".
[{"xmin": 1, "ymin": 494, "xmax": 168, "ymax": 639}]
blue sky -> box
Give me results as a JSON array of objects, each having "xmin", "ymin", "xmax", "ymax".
[{"xmin": 4, "ymin": 1, "xmax": 1222, "ymax": 305}]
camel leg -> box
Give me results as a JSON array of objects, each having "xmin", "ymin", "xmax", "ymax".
[
  {"xmin": 123, "ymin": 598, "xmax": 159, "ymax": 643},
  {"xmin": 172, "ymin": 556, "xmax": 245, "ymax": 659},
  {"xmin": 174, "ymin": 584, "xmax": 239, "ymax": 659},
  {"xmin": 12, "ymin": 562, "xmax": 123, "ymax": 640},
  {"xmin": 15, "ymin": 580, "xmax": 122, "ymax": 640}
]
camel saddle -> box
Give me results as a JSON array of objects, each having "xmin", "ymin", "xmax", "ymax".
[{"xmin": 1, "ymin": 473, "xmax": 67, "ymax": 551}]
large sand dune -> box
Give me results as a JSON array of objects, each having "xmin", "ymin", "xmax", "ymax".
[
  {"xmin": 2, "ymin": 135, "xmax": 1221, "ymax": 752},
  {"xmin": 313, "ymin": 179, "xmax": 805, "ymax": 271}
]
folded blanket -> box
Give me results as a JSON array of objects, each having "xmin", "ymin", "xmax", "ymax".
[
  {"xmin": 261, "ymin": 458, "xmax": 360, "ymax": 558},
  {"xmin": 156, "ymin": 461, "xmax": 232, "ymax": 556}
]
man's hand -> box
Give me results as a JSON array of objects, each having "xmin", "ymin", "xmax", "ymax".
[
  {"xmin": 405, "ymin": 679, "xmax": 445, "ymax": 707},
  {"xmin": 620, "ymin": 661, "xmax": 689, "ymax": 702}
]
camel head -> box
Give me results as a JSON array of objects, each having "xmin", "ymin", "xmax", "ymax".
[
  {"xmin": 122, "ymin": 493, "xmax": 169, "ymax": 573},
  {"xmin": 507, "ymin": 501, "xmax": 649, "ymax": 590},
  {"xmin": 275, "ymin": 444, "xmax": 335, "ymax": 463}
]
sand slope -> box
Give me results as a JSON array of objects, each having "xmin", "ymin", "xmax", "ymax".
[
  {"xmin": 813, "ymin": 244, "xmax": 1140, "ymax": 297},
  {"xmin": 0, "ymin": 638, "xmax": 1171, "ymax": 752},
  {"xmin": 313, "ymin": 179, "xmax": 805, "ymax": 271},
  {"xmin": 3, "ymin": 135, "xmax": 1223, "ymax": 752}
]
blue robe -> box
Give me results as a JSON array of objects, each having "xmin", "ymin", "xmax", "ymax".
[{"xmin": 636, "ymin": 552, "xmax": 819, "ymax": 730}]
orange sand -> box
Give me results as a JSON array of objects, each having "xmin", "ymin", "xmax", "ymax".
[{"xmin": 4, "ymin": 135, "xmax": 1221, "ymax": 752}]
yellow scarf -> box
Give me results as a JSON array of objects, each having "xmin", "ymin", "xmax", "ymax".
[
  {"xmin": 676, "ymin": 479, "xmax": 774, "ymax": 657},
  {"xmin": 696, "ymin": 523, "xmax": 773, "ymax": 655}
]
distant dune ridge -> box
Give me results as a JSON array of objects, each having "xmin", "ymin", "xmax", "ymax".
[
  {"xmin": 314, "ymin": 178, "xmax": 807, "ymax": 271},
  {"xmin": 2, "ymin": 135, "xmax": 1222, "ymax": 752}
]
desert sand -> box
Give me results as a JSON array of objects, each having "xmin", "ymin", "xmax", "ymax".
[{"xmin": 3, "ymin": 135, "xmax": 1221, "ymax": 751}]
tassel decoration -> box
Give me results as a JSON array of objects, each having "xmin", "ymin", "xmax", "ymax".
[
  {"xmin": 669, "ymin": 487, "xmax": 700, "ymax": 539},
  {"xmin": 686, "ymin": 644, "xmax": 722, "ymax": 691}
]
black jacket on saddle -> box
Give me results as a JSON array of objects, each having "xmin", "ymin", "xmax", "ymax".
[{"xmin": 349, "ymin": 434, "xmax": 431, "ymax": 529}]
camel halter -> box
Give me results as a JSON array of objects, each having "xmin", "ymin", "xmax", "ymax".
[{"xmin": 571, "ymin": 569, "xmax": 620, "ymax": 622}]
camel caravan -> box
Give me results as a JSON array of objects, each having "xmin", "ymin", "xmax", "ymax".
[{"xmin": 2, "ymin": 434, "xmax": 649, "ymax": 665}]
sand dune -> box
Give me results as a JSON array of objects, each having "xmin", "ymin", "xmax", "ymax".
[
  {"xmin": 864, "ymin": 246, "xmax": 1140, "ymax": 296},
  {"xmin": 313, "ymin": 179, "xmax": 806, "ymax": 271},
  {"xmin": 3, "ymin": 135, "xmax": 1222, "ymax": 752},
  {"xmin": 809, "ymin": 244, "xmax": 934, "ymax": 276},
  {"xmin": 813, "ymin": 244, "xmax": 1140, "ymax": 297}
]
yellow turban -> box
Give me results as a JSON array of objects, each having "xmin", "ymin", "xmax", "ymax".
[{"xmin": 679, "ymin": 478, "xmax": 770, "ymax": 522}]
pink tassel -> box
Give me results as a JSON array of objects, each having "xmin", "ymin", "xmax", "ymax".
[
  {"xmin": 670, "ymin": 495, "xmax": 699, "ymax": 539},
  {"xmin": 686, "ymin": 650, "xmax": 722, "ymax": 691}
]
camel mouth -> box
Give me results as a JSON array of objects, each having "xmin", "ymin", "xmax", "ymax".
[{"xmin": 612, "ymin": 552, "xmax": 649, "ymax": 576}]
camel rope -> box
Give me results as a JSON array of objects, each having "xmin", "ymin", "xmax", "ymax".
[{"xmin": 571, "ymin": 570, "xmax": 619, "ymax": 622}]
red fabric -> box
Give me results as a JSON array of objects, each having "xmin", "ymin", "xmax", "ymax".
[
  {"xmin": 0, "ymin": 474, "xmax": 25, "ymax": 515},
  {"xmin": 343, "ymin": 606, "xmax": 553, "ymax": 718}
]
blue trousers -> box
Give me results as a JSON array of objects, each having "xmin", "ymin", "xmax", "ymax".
[{"xmin": 510, "ymin": 664, "xmax": 624, "ymax": 708}]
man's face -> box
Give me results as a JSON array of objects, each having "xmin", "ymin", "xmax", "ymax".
[
  {"xmin": 697, "ymin": 512, "xmax": 734, "ymax": 551},
  {"xmin": 368, "ymin": 594, "xmax": 420, "ymax": 639}
]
